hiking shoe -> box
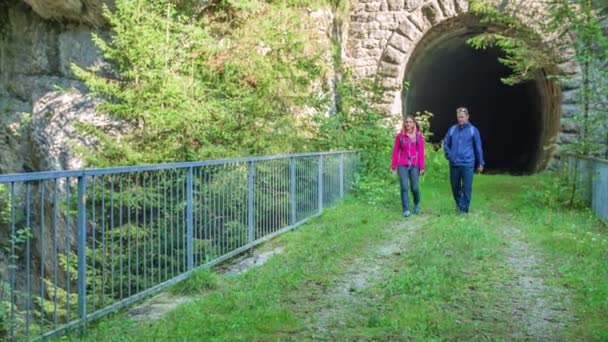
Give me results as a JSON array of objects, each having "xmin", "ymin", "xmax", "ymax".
[
  {"xmin": 413, "ymin": 204, "xmax": 420, "ymax": 214},
  {"xmin": 403, "ymin": 210, "xmax": 411, "ymax": 217}
]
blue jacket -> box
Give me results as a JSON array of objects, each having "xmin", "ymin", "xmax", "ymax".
[{"xmin": 443, "ymin": 123, "xmax": 485, "ymax": 168}]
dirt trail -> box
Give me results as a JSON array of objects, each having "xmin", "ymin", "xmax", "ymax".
[
  {"xmin": 298, "ymin": 214, "xmax": 578, "ymax": 340},
  {"xmin": 125, "ymin": 209, "xmax": 578, "ymax": 340},
  {"xmin": 499, "ymin": 226, "xmax": 576, "ymax": 341},
  {"xmin": 306, "ymin": 215, "xmax": 423, "ymax": 339}
]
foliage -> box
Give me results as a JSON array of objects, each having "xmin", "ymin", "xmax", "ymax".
[
  {"xmin": 518, "ymin": 166, "xmax": 587, "ymax": 209},
  {"xmin": 466, "ymin": 0, "xmax": 554, "ymax": 86},
  {"xmin": 73, "ymin": 0, "xmax": 326, "ymax": 167},
  {"xmin": 0, "ymin": 185, "xmax": 10, "ymax": 225},
  {"xmin": 467, "ymin": 0, "xmax": 608, "ymax": 158},
  {"xmin": 550, "ymin": 0, "xmax": 608, "ymax": 157},
  {"xmin": 0, "ymin": 228, "xmax": 32, "ymax": 339},
  {"xmin": 312, "ymin": 72, "xmax": 397, "ymax": 177}
]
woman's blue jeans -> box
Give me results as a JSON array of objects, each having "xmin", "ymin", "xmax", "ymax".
[{"xmin": 397, "ymin": 165, "xmax": 420, "ymax": 212}]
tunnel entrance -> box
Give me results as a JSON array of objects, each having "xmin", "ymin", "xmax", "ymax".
[{"xmin": 403, "ymin": 21, "xmax": 560, "ymax": 174}]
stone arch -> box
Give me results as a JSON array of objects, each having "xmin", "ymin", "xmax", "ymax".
[{"xmin": 345, "ymin": 0, "xmax": 573, "ymax": 173}]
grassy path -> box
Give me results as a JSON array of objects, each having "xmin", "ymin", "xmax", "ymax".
[
  {"xmin": 297, "ymin": 216, "xmax": 424, "ymax": 340},
  {"xmin": 63, "ymin": 174, "xmax": 607, "ymax": 341},
  {"xmin": 277, "ymin": 175, "xmax": 583, "ymax": 341}
]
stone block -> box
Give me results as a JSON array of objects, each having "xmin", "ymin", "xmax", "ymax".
[
  {"xmin": 381, "ymin": 45, "xmax": 406, "ymax": 64},
  {"xmin": 349, "ymin": 22, "xmax": 364, "ymax": 33},
  {"xmin": 366, "ymin": 21, "xmax": 381, "ymax": 30},
  {"xmin": 558, "ymin": 60, "xmax": 581, "ymax": 75},
  {"xmin": 405, "ymin": 0, "xmax": 423, "ymax": 12},
  {"xmin": 366, "ymin": 48, "xmax": 383, "ymax": 57},
  {"xmin": 407, "ymin": 11, "xmax": 428, "ymax": 33},
  {"xmin": 354, "ymin": 66, "xmax": 375, "ymax": 78},
  {"xmin": 561, "ymin": 104, "xmax": 580, "ymax": 118},
  {"xmin": 560, "ymin": 77, "xmax": 581, "ymax": 91},
  {"xmin": 376, "ymin": 12, "xmax": 394, "ymax": 24},
  {"xmin": 396, "ymin": 20, "xmax": 422, "ymax": 41},
  {"xmin": 561, "ymin": 89, "xmax": 579, "ymax": 105},
  {"xmin": 436, "ymin": 0, "xmax": 456, "ymax": 17},
  {"xmin": 388, "ymin": 32, "xmax": 413, "ymax": 53},
  {"xmin": 371, "ymin": 30, "xmax": 390, "ymax": 40},
  {"xmin": 381, "ymin": 91, "xmax": 398, "ymax": 104},
  {"xmin": 363, "ymin": 39, "xmax": 381, "ymax": 49},
  {"xmin": 366, "ymin": 3, "xmax": 381, "ymax": 12},
  {"xmin": 377, "ymin": 61, "xmax": 401, "ymax": 78},
  {"xmin": 421, "ymin": 2, "xmax": 442, "ymax": 26},
  {"xmin": 454, "ymin": 0, "xmax": 469, "ymax": 13},
  {"xmin": 351, "ymin": 13, "xmax": 374, "ymax": 23},
  {"xmin": 387, "ymin": 0, "xmax": 404, "ymax": 11},
  {"xmin": 379, "ymin": 77, "xmax": 401, "ymax": 89},
  {"xmin": 393, "ymin": 12, "xmax": 408, "ymax": 23},
  {"xmin": 560, "ymin": 118, "xmax": 578, "ymax": 133},
  {"xmin": 558, "ymin": 132, "xmax": 578, "ymax": 144}
]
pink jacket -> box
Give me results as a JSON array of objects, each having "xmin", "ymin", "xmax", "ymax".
[{"xmin": 391, "ymin": 130, "xmax": 425, "ymax": 171}]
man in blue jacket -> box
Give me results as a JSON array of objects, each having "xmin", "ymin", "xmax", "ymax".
[{"xmin": 443, "ymin": 107, "xmax": 485, "ymax": 214}]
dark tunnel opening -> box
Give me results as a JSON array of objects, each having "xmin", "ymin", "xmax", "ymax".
[{"xmin": 404, "ymin": 30, "xmax": 550, "ymax": 174}]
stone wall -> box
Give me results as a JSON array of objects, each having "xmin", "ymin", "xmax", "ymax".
[
  {"xmin": 340, "ymin": 0, "xmax": 594, "ymax": 169},
  {"xmin": 0, "ymin": 0, "xmax": 111, "ymax": 175},
  {"xmin": 343, "ymin": 0, "xmax": 470, "ymax": 114},
  {"xmin": 0, "ymin": 0, "xmax": 112, "ymax": 294},
  {"xmin": 341, "ymin": 0, "xmax": 580, "ymax": 114}
]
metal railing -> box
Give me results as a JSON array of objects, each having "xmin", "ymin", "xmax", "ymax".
[
  {"xmin": 0, "ymin": 151, "xmax": 360, "ymax": 340},
  {"xmin": 564, "ymin": 154, "xmax": 608, "ymax": 223}
]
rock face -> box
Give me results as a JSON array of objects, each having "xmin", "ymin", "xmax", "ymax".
[
  {"xmin": 0, "ymin": 1, "xmax": 109, "ymax": 175},
  {"xmin": 0, "ymin": 0, "xmax": 112, "ymax": 300},
  {"xmin": 22, "ymin": 0, "xmax": 111, "ymax": 27}
]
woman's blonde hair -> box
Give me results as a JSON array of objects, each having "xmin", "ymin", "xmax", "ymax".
[{"xmin": 402, "ymin": 114, "xmax": 418, "ymax": 132}]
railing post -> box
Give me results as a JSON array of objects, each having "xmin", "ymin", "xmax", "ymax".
[
  {"xmin": 9, "ymin": 183, "xmax": 15, "ymax": 340},
  {"xmin": 339, "ymin": 153, "xmax": 344, "ymax": 198},
  {"xmin": 318, "ymin": 155, "xmax": 323, "ymax": 215},
  {"xmin": 77, "ymin": 176, "xmax": 87, "ymax": 333},
  {"xmin": 290, "ymin": 157, "xmax": 296, "ymax": 225},
  {"xmin": 248, "ymin": 161, "xmax": 255, "ymax": 249},
  {"xmin": 186, "ymin": 167, "xmax": 194, "ymax": 271}
]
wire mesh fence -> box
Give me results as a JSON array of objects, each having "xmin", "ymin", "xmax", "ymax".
[
  {"xmin": 0, "ymin": 151, "xmax": 359, "ymax": 340},
  {"xmin": 564, "ymin": 154, "xmax": 608, "ymax": 223}
]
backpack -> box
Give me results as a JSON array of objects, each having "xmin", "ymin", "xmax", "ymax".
[
  {"xmin": 448, "ymin": 125, "xmax": 474, "ymax": 138},
  {"xmin": 448, "ymin": 125, "xmax": 478, "ymax": 164}
]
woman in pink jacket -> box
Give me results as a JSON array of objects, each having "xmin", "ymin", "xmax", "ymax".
[{"xmin": 391, "ymin": 115, "xmax": 425, "ymax": 217}]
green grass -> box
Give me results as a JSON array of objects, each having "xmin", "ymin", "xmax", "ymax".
[
  {"xmin": 512, "ymin": 173, "xmax": 608, "ymax": 340},
  {"xmin": 62, "ymin": 190, "xmax": 397, "ymax": 341},
  {"xmin": 58, "ymin": 173, "xmax": 607, "ymax": 341}
]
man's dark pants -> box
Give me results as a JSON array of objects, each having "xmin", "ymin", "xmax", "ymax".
[{"xmin": 449, "ymin": 165, "xmax": 474, "ymax": 213}]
